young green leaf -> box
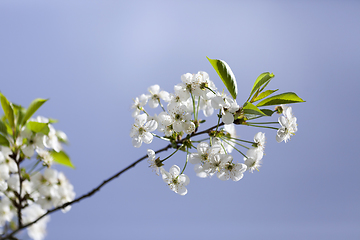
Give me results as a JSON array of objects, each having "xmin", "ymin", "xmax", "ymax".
[
  {"xmin": 0, "ymin": 93, "xmax": 15, "ymax": 129},
  {"xmin": 21, "ymin": 98, "xmax": 48, "ymax": 126},
  {"xmin": 207, "ymin": 57, "xmax": 238, "ymax": 99},
  {"xmin": 243, "ymin": 102, "xmax": 266, "ymax": 116},
  {"xmin": 0, "ymin": 134, "xmax": 9, "ymax": 147},
  {"xmin": 260, "ymin": 109, "xmax": 275, "ymax": 116},
  {"xmin": 26, "ymin": 121, "xmax": 50, "ymax": 135},
  {"xmin": 252, "ymin": 89, "xmax": 279, "ymax": 102},
  {"xmin": 256, "ymin": 92, "xmax": 305, "ymax": 107},
  {"xmin": 50, "ymin": 151, "xmax": 75, "ymax": 169},
  {"xmin": 0, "ymin": 120, "xmax": 7, "ymax": 136},
  {"xmin": 249, "ymin": 72, "xmax": 275, "ymax": 99}
]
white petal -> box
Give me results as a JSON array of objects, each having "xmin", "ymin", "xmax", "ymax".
[
  {"xmin": 148, "ymin": 98, "xmax": 159, "ymax": 108},
  {"xmin": 132, "ymin": 137, "xmax": 142, "ymax": 148},
  {"xmin": 176, "ymin": 185, "xmax": 188, "ymax": 196},
  {"xmin": 169, "ymin": 165, "xmax": 180, "ymax": 177},
  {"xmin": 142, "ymin": 132, "xmax": 153, "ymax": 144},
  {"xmin": 22, "ymin": 145, "xmax": 35, "ymax": 158},
  {"xmin": 135, "ymin": 114, "xmax": 147, "ymax": 127},
  {"xmin": 222, "ymin": 112, "xmax": 234, "ymax": 124},
  {"xmin": 217, "ymin": 171, "xmax": 229, "ymax": 181},
  {"xmin": 145, "ymin": 120, "xmax": 158, "ymax": 132},
  {"xmin": 147, "ymin": 149, "xmax": 155, "ymax": 160},
  {"xmin": 178, "ymin": 174, "xmax": 190, "ymax": 186},
  {"xmin": 189, "ymin": 153, "xmax": 202, "ymax": 164},
  {"xmin": 279, "ymin": 116, "xmax": 288, "ymax": 127},
  {"xmin": 230, "ymin": 171, "xmax": 244, "ymax": 181},
  {"xmin": 173, "ymin": 121, "xmax": 183, "ymax": 133},
  {"xmin": 148, "ymin": 84, "xmax": 160, "ymax": 94},
  {"xmin": 159, "ymin": 91, "xmax": 171, "ymax": 102},
  {"xmin": 197, "ymin": 142, "xmax": 209, "ymax": 154},
  {"xmin": 194, "ymin": 164, "xmax": 208, "ymax": 178}
]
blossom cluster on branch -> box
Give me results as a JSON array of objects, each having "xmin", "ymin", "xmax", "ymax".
[
  {"xmin": 0, "ymin": 95, "xmax": 75, "ymax": 240},
  {"xmin": 0, "ymin": 57, "xmax": 304, "ymax": 240},
  {"xmin": 130, "ymin": 57, "xmax": 303, "ymax": 196}
]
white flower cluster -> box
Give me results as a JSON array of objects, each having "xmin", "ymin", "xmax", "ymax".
[
  {"xmin": 129, "ymin": 70, "xmax": 302, "ymax": 196},
  {"xmin": 130, "ymin": 71, "xmax": 241, "ymax": 148},
  {"xmin": 276, "ymin": 105, "xmax": 298, "ymax": 143},
  {"xmin": 0, "ymin": 116, "xmax": 75, "ymax": 240}
]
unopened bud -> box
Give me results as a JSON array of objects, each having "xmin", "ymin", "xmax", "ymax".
[{"xmin": 275, "ymin": 105, "xmax": 283, "ymax": 114}]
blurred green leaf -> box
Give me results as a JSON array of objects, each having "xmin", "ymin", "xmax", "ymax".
[
  {"xmin": 0, "ymin": 93, "xmax": 15, "ymax": 129},
  {"xmin": 0, "ymin": 120, "xmax": 7, "ymax": 136},
  {"xmin": 0, "ymin": 134, "xmax": 9, "ymax": 147},
  {"xmin": 249, "ymin": 72, "xmax": 275, "ymax": 99},
  {"xmin": 256, "ymin": 92, "xmax": 305, "ymax": 107},
  {"xmin": 243, "ymin": 102, "xmax": 266, "ymax": 116},
  {"xmin": 26, "ymin": 121, "xmax": 50, "ymax": 135},
  {"xmin": 207, "ymin": 57, "xmax": 238, "ymax": 99},
  {"xmin": 21, "ymin": 98, "xmax": 48, "ymax": 126},
  {"xmin": 48, "ymin": 118, "xmax": 58, "ymax": 124},
  {"xmin": 50, "ymin": 151, "xmax": 75, "ymax": 169}
]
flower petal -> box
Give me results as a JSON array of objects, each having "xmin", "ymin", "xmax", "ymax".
[{"xmin": 142, "ymin": 132, "xmax": 153, "ymax": 144}]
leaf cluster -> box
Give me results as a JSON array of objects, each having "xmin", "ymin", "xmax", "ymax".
[{"xmin": 207, "ymin": 57, "xmax": 305, "ymax": 121}]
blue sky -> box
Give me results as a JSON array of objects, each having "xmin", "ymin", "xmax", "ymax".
[{"xmin": 0, "ymin": 1, "xmax": 359, "ymax": 239}]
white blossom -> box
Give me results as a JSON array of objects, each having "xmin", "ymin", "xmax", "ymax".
[
  {"xmin": 20, "ymin": 128, "xmax": 45, "ymax": 158},
  {"xmin": 147, "ymin": 149, "xmax": 163, "ymax": 175},
  {"xmin": 23, "ymin": 204, "xmax": 50, "ymax": 240},
  {"xmin": 244, "ymin": 147, "xmax": 264, "ymax": 173},
  {"xmin": 161, "ymin": 165, "xmax": 190, "ymax": 196},
  {"xmin": 147, "ymin": 85, "xmax": 171, "ymax": 108},
  {"xmin": 276, "ymin": 106, "xmax": 297, "ymax": 143},
  {"xmin": 254, "ymin": 132, "xmax": 266, "ymax": 150},
  {"xmin": 130, "ymin": 114, "xmax": 158, "ymax": 148},
  {"xmin": 131, "ymin": 94, "xmax": 148, "ymax": 117},
  {"xmin": 217, "ymin": 155, "xmax": 247, "ymax": 181},
  {"xmin": 211, "ymin": 93, "xmax": 239, "ymax": 124}
]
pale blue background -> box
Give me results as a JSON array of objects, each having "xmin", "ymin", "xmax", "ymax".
[{"xmin": 0, "ymin": 1, "xmax": 359, "ymax": 239}]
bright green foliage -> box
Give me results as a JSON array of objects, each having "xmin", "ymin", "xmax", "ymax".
[
  {"xmin": 252, "ymin": 89, "xmax": 278, "ymax": 102},
  {"xmin": 50, "ymin": 150, "xmax": 75, "ymax": 169},
  {"xmin": 21, "ymin": 98, "xmax": 48, "ymax": 126},
  {"xmin": 249, "ymin": 72, "xmax": 275, "ymax": 100},
  {"xmin": 0, "ymin": 120, "xmax": 7, "ymax": 136},
  {"xmin": 0, "ymin": 93, "xmax": 15, "ymax": 129},
  {"xmin": 207, "ymin": 57, "xmax": 238, "ymax": 99},
  {"xmin": 260, "ymin": 109, "xmax": 275, "ymax": 116},
  {"xmin": 26, "ymin": 121, "xmax": 50, "ymax": 135},
  {"xmin": 243, "ymin": 102, "xmax": 266, "ymax": 116},
  {"xmin": 256, "ymin": 92, "xmax": 305, "ymax": 107},
  {"xmin": 0, "ymin": 134, "xmax": 9, "ymax": 147}
]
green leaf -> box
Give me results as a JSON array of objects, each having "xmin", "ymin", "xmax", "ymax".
[
  {"xmin": 50, "ymin": 151, "xmax": 75, "ymax": 169},
  {"xmin": 249, "ymin": 72, "xmax": 275, "ymax": 99},
  {"xmin": 260, "ymin": 109, "xmax": 275, "ymax": 116},
  {"xmin": 0, "ymin": 134, "xmax": 9, "ymax": 147},
  {"xmin": 26, "ymin": 121, "xmax": 50, "ymax": 135},
  {"xmin": 252, "ymin": 89, "xmax": 279, "ymax": 102},
  {"xmin": 207, "ymin": 57, "xmax": 238, "ymax": 99},
  {"xmin": 0, "ymin": 93, "xmax": 15, "ymax": 129},
  {"xmin": 48, "ymin": 118, "xmax": 58, "ymax": 124},
  {"xmin": 21, "ymin": 98, "xmax": 48, "ymax": 126},
  {"xmin": 0, "ymin": 120, "xmax": 7, "ymax": 136},
  {"xmin": 256, "ymin": 92, "xmax": 305, "ymax": 107},
  {"xmin": 243, "ymin": 102, "xmax": 266, "ymax": 116},
  {"xmin": 12, "ymin": 104, "xmax": 26, "ymax": 127}
]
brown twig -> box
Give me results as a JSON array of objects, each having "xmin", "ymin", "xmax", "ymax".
[{"xmin": 0, "ymin": 122, "xmax": 222, "ymax": 240}]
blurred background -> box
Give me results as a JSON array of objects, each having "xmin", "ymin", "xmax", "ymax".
[{"xmin": 0, "ymin": 0, "xmax": 359, "ymax": 239}]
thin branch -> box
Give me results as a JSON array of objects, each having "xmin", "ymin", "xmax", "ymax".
[
  {"xmin": 1, "ymin": 144, "xmax": 173, "ymax": 240},
  {"xmin": 1, "ymin": 122, "xmax": 223, "ymax": 240}
]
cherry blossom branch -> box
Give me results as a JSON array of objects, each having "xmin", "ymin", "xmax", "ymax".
[{"xmin": 1, "ymin": 122, "xmax": 223, "ymax": 240}]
